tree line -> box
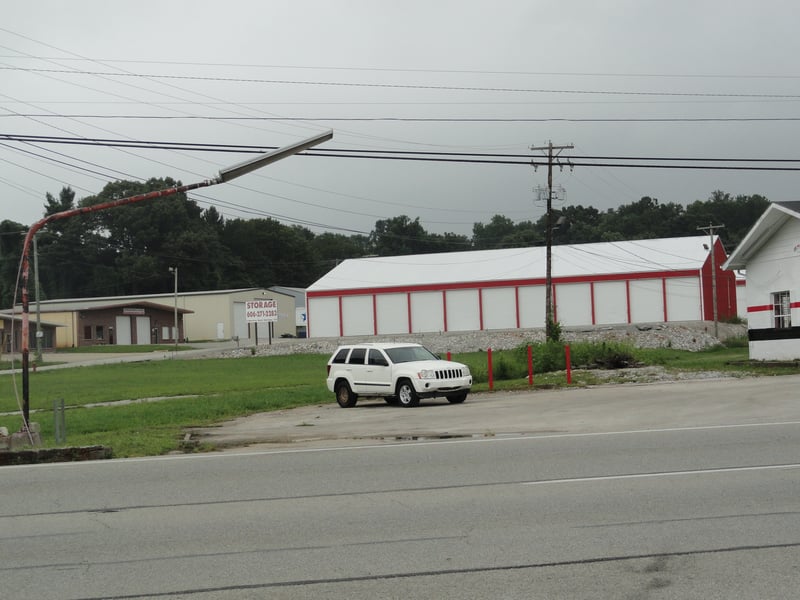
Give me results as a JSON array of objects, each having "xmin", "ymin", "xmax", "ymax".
[{"xmin": 0, "ymin": 178, "xmax": 770, "ymax": 307}]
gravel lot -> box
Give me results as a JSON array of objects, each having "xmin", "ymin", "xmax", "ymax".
[{"xmin": 230, "ymin": 320, "xmax": 747, "ymax": 358}]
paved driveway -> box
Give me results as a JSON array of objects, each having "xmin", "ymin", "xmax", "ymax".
[{"xmin": 191, "ymin": 374, "xmax": 800, "ymax": 450}]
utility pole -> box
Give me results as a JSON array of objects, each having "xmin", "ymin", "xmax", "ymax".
[
  {"xmin": 531, "ymin": 141, "xmax": 573, "ymax": 341},
  {"xmin": 33, "ymin": 234, "xmax": 42, "ymax": 363},
  {"xmin": 698, "ymin": 223, "xmax": 725, "ymax": 339}
]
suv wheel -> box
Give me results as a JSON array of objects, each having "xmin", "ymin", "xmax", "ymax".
[
  {"xmin": 396, "ymin": 379, "xmax": 420, "ymax": 408},
  {"xmin": 446, "ymin": 392, "xmax": 468, "ymax": 404},
  {"xmin": 335, "ymin": 381, "xmax": 357, "ymax": 408}
]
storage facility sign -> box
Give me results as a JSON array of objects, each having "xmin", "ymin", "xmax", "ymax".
[{"xmin": 245, "ymin": 299, "xmax": 278, "ymax": 322}]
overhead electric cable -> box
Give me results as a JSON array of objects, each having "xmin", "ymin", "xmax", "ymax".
[{"xmin": 5, "ymin": 66, "xmax": 800, "ymax": 99}]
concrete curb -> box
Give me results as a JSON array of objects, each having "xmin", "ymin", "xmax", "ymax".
[{"xmin": 0, "ymin": 445, "xmax": 112, "ymax": 466}]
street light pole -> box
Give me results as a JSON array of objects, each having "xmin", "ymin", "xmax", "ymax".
[
  {"xmin": 17, "ymin": 130, "xmax": 333, "ymax": 431},
  {"xmin": 169, "ymin": 266, "xmax": 178, "ymax": 352}
]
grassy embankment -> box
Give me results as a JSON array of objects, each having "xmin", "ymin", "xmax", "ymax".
[{"xmin": 1, "ymin": 337, "xmax": 797, "ymax": 457}]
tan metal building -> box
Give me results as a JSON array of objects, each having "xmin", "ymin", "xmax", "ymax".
[{"xmin": 15, "ymin": 288, "xmax": 297, "ymax": 348}]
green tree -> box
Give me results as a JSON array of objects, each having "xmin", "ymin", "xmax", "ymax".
[
  {"xmin": 684, "ymin": 191, "xmax": 770, "ymax": 248},
  {"xmin": 472, "ymin": 215, "xmax": 519, "ymax": 249},
  {"xmin": 369, "ymin": 215, "xmax": 431, "ymax": 256},
  {"xmin": 0, "ymin": 219, "xmax": 25, "ymax": 308}
]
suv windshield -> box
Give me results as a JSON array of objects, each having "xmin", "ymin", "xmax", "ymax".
[{"xmin": 385, "ymin": 345, "xmax": 438, "ymax": 364}]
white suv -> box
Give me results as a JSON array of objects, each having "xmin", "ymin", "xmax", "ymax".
[{"xmin": 326, "ymin": 343, "xmax": 472, "ymax": 408}]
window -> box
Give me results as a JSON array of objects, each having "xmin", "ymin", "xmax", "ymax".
[
  {"xmin": 332, "ymin": 348, "xmax": 349, "ymax": 364},
  {"xmin": 95, "ymin": 325, "xmax": 104, "ymax": 340},
  {"xmin": 773, "ymin": 291, "xmax": 791, "ymax": 329},
  {"xmin": 347, "ymin": 348, "xmax": 366, "ymax": 364},
  {"xmin": 83, "ymin": 325, "xmax": 92, "ymax": 340},
  {"xmin": 368, "ymin": 349, "xmax": 388, "ymax": 366}
]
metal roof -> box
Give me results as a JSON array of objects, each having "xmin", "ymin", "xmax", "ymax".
[
  {"xmin": 8, "ymin": 288, "xmax": 288, "ymax": 313},
  {"xmin": 308, "ymin": 235, "xmax": 714, "ymax": 293},
  {"xmin": 723, "ymin": 202, "xmax": 800, "ymax": 270}
]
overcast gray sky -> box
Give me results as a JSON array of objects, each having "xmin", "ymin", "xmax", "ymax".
[{"xmin": 2, "ymin": 0, "xmax": 800, "ymax": 237}]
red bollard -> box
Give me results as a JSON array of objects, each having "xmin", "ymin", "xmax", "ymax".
[
  {"xmin": 527, "ymin": 345, "xmax": 533, "ymax": 385},
  {"xmin": 565, "ymin": 344, "xmax": 572, "ymax": 384},
  {"xmin": 487, "ymin": 347, "xmax": 493, "ymax": 390},
  {"xmin": 446, "ymin": 351, "xmax": 451, "ymax": 361}
]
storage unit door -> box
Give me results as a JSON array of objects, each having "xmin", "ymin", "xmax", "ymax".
[
  {"xmin": 135, "ymin": 316, "xmax": 151, "ymax": 345},
  {"xmin": 115, "ymin": 316, "xmax": 132, "ymax": 345}
]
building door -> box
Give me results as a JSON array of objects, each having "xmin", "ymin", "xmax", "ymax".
[
  {"xmin": 233, "ymin": 302, "xmax": 248, "ymax": 341},
  {"xmin": 115, "ymin": 316, "xmax": 132, "ymax": 345},
  {"xmin": 135, "ymin": 316, "xmax": 151, "ymax": 345}
]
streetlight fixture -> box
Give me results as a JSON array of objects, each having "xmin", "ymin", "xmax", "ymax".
[{"xmin": 17, "ymin": 129, "xmax": 333, "ymax": 432}]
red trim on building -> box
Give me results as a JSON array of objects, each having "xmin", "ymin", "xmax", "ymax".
[
  {"xmin": 625, "ymin": 281, "xmax": 632, "ymax": 323},
  {"xmin": 442, "ymin": 290, "xmax": 448, "ymax": 332},
  {"xmin": 514, "ymin": 287, "xmax": 520, "ymax": 328},
  {"xmin": 748, "ymin": 304, "xmax": 772, "ymax": 313},
  {"xmin": 749, "ymin": 301, "xmax": 800, "ymax": 313},
  {"xmin": 662, "ymin": 278, "xmax": 668, "ymax": 321},
  {"xmin": 590, "ymin": 282, "xmax": 596, "ymax": 325},
  {"xmin": 372, "ymin": 294, "xmax": 377, "ymax": 335},
  {"xmin": 700, "ymin": 239, "xmax": 738, "ymax": 320},
  {"xmin": 338, "ymin": 297, "xmax": 344, "ymax": 337},
  {"xmin": 478, "ymin": 288, "xmax": 484, "ymax": 330},
  {"xmin": 306, "ymin": 269, "xmax": 701, "ymax": 299},
  {"xmin": 552, "ymin": 284, "xmax": 558, "ymax": 322},
  {"xmin": 407, "ymin": 293, "xmax": 412, "ymax": 333}
]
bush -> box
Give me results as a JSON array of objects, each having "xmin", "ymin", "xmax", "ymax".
[
  {"xmin": 722, "ymin": 335, "xmax": 749, "ymax": 348},
  {"xmin": 568, "ymin": 341, "xmax": 637, "ymax": 369},
  {"xmin": 462, "ymin": 340, "xmax": 640, "ymax": 385}
]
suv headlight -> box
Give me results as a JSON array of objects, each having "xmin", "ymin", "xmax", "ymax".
[{"xmin": 417, "ymin": 369, "xmax": 436, "ymax": 379}]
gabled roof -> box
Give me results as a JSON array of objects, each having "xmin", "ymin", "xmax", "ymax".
[
  {"xmin": 723, "ymin": 202, "xmax": 800, "ymax": 270},
  {"xmin": 84, "ymin": 301, "xmax": 193, "ymax": 314},
  {"xmin": 307, "ymin": 236, "xmax": 713, "ymax": 293}
]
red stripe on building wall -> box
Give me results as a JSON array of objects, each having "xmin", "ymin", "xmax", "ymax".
[
  {"xmin": 515, "ymin": 287, "xmax": 520, "ymax": 328},
  {"xmin": 372, "ymin": 294, "xmax": 378, "ymax": 335},
  {"xmin": 442, "ymin": 290, "xmax": 448, "ymax": 332},
  {"xmin": 407, "ymin": 293, "xmax": 412, "ymax": 333},
  {"xmin": 338, "ymin": 296, "xmax": 344, "ymax": 337},
  {"xmin": 748, "ymin": 304, "xmax": 772, "ymax": 313},
  {"xmin": 552, "ymin": 284, "xmax": 558, "ymax": 323},
  {"xmin": 625, "ymin": 281, "xmax": 632, "ymax": 323},
  {"xmin": 662, "ymin": 278, "xmax": 668, "ymax": 321},
  {"xmin": 749, "ymin": 301, "xmax": 800, "ymax": 313},
  {"xmin": 478, "ymin": 289, "xmax": 484, "ymax": 330},
  {"xmin": 590, "ymin": 282, "xmax": 596, "ymax": 325}
]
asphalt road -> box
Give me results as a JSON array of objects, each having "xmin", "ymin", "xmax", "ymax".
[{"xmin": 2, "ymin": 377, "xmax": 800, "ymax": 599}]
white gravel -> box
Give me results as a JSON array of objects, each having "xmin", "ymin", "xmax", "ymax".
[{"xmin": 226, "ymin": 321, "xmax": 747, "ymax": 358}]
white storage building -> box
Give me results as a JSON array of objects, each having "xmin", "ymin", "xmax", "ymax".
[
  {"xmin": 306, "ymin": 235, "xmax": 737, "ymax": 338},
  {"xmin": 723, "ymin": 201, "xmax": 800, "ymax": 360}
]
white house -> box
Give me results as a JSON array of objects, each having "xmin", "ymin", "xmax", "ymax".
[
  {"xmin": 723, "ymin": 201, "xmax": 800, "ymax": 360},
  {"xmin": 306, "ymin": 236, "xmax": 737, "ymax": 338}
]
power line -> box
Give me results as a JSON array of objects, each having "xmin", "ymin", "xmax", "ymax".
[
  {"xmin": 5, "ymin": 133, "xmax": 800, "ymax": 167},
  {"xmin": 5, "ymin": 66, "xmax": 800, "ymax": 99},
  {"xmin": 7, "ymin": 113, "xmax": 800, "ymax": 123},
  {"xmin": 5, "ymin": 53, "xmax": 800, "ymax": 80}
]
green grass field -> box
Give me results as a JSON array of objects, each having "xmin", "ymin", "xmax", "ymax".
[{"xmin": 1, "ymin": 342, "xmax": 797, "ymax": 458}]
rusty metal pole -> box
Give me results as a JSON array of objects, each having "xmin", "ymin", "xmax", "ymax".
[
  {"xmin": 19, "ymin": 181, "xmax": 216, "ymax": 428},
  {"xmin": 17, "ymin": 129, "xmax": 333, "ymax": 431}
]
